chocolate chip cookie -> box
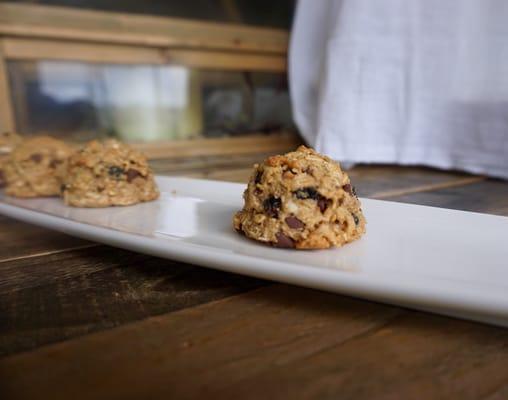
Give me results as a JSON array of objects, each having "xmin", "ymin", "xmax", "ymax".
[
  {"xmin": 62, "ymin": 140, "xmax": 159, "ymax": 207},
  {"xmin": 4, "ymin": 136, "xmax": 72, "ymax": 197},
  {"xmin": 233, "ymin": 146, "xmax": 366, "ymax": 249},
  {"xmin": 0, "ymin": 131, "xmax": 23, "ymax": 188}
]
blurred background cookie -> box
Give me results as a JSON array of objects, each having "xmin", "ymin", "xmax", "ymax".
[
  {"xmin": 0, "ymin": 132, "xmax": 23, "ymax": 188},
  {"xmin": 62, "ymin": 140, "xmax": 159, "ymax": 207},
  {"xmin": 4, "ymin": 136, "xmax": 72, "ymax": 197}
]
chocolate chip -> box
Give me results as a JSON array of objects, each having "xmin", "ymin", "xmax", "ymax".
[
  {"xmin": 0, "ymin": 170, "xmax": 5, "ymax": 188},
  {"xmin": 254, "ymin": 170, "xmax": 263, "ymax": 184},
  {"xmin": 294, "ymin": 187, "xmax": 331, "ymax": 213},
  {"xmin": 293, "ymin": 187, "xmax": 319, "ymax": 200},
  {"xmin": 254, "ymin": 188, "xmax": 262, "ymax": 195},
  {"xmin": 30, "ymin": 153, "xmax": 42, "ymax": 163},
  {"xmin": 343, "ymin": 183, "xmax": 358, "ymax": 197},
  {"xmin": 274, "ymin": 232, "xmax": 295, "ymax": 248},
  {"xmin": 318, "ymin": 198, "xmax": 332, "ymax": 213},
  {"xmin": 352, "ymin": 213, "xmax": 360, "ymax": 226},
  {"xmin": 49, "ymin": 159, "xmax": 63, "ymax": 168},
  {"xmin": 60, "ymin": 183, "xmax": 68, "ymax": 193},
  {"xmin": 285, "ymin": 216, "xmax": 304, "ymax": 229},
  {"xmin": 108, "ymin": 166, "xmax": 124, "ymax": 178},
  {"xmin": 126, "ymin": 168, "xmax": 142, "ymax": 183},
  {"xmin": 263, "ymin": 196, "xmax": 281, "ymax": 218}
]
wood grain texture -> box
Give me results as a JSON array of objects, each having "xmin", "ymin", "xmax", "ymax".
[
  {"xmin": 387, "ymin": 179, "xmax": 508, "ymax": 217},
  {"xmin": 0, "ymin": 286, "xmax": 403, "ymax": 400},
  {"xmin": 3, "ymin": 285, "xmax": 508, "ymax": 400},
  {"xmin": 484, "ymin": 385, "xmax": 508, "ymax": 400},
  {"xmin": 149, "ymin": 152, "xmax": 272, "ymax": 175},
  {"xmin": 134, "ymin": 134, "xmax": 301, "ymax": 160},
  {"xmin": 0, "ymin": 42, "xmax": 15, "ymax": 133},
  {"xmin": 0, "ymin": 215, "xmax": 93, "ymax": 263},
  {"xmin": 0, "ymin": 246, "xmax": 265, "ymax": 357},
  {"xmin": 346, "ymin": 165, "xmax": 483, "ymax": 198},
  {"xmin": 202, "ymin": 307, "xmax": 508, "ymax": 400},
  {"xmin": 0, "ymin": 3, "xmax": 288, "ymax": 54},
  {"xmin": 4, "ymin": 38, "xmax": 286, "ymax": 71}
]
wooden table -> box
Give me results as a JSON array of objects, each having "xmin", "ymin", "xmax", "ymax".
[{"xmin": 1, "ymin": 156, "xmax": 508, "ymax": 399}]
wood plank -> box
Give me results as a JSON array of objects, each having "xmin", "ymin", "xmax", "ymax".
[
  {"xmin": 207, "ymin": 310, "xmax": 508, "ymax": 400},
  {"xmin": 148, "ymin": 152, "xmax": 274, "ymax": 175},
  {"xmin": 0, "ymin": 3, "xmax": 288, "ymax": 54},
  {"xmin": 3, "ymin": 285, "xmax": 507, "ymax": 398},
  {"xmin": 164, "ymin": 48, "xmax": 286, "ymax": 72},
  {"xmin": 484, "ymin": 385, "xmax": 508, "ymax": 400},
  {"xmin": 133, "ymin": 133, "xmax": 302, "ymax": 160},
  {"xmin": 3, "ymin": 38, "xmax": 165, "ymax": 65},
  {"xmin": 0, "ymin": 215, "xmax": 93, "ymax": 263},
  {"xmin": 0, "ymin": 246, "xmax": 265, "ymax": 357},
  {"xmin": 203, "ymin": 167, "xmax": 253, "ymax": 183},
  {"xmin": 0, "ymin": 286, "xmax": 403, "ymax": 399},
  {"xmin": 386, "ymin": 179, "xmax": 508, "ymax": 217},
  {"xmin": 347, "ymin": 165, "xmax": 485, "ymax": 198},
  {"xmin": 369, "ymin": 176, "xmax": 485, "ymax": 199},
  {"xmin": 3, "ymin": 38, "xmax": 286, "ymax": 71},
  {"xmin": 0, "ymin": 41, "xmax": 16, "ymax": 133}
]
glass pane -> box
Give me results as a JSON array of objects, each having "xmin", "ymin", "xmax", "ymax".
[{"xmin": 8, "ymin": 60, "xmax": 294, "ymax": 142}]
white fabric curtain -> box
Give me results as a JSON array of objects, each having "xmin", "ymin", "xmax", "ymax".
[{"xmin": 290, "ymin": 0, "xmax": 508, "ymax": 179}]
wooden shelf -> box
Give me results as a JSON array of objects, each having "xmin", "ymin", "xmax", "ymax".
[
  {"xmin": 0, "ymin": 3, "xmax": 288, "ymax": 53},
  {"xmin": 0, "ymin": 2, "xmax": 292, "ymax": 157},
  {"xmin": 2, "ymin": 38, "xmax": 286, "ymax": 72}
]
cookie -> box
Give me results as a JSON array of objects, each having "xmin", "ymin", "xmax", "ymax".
[
  {"xmin": 4, "ymin": 136, "xmax": 72, "ymax": 197},
  {"xmin": 0, "ymin": 131, "xmax": 23, "ymax": 188},
  {"xmin": 0, "ymin": 131, "xmax": 22, "ymax": 155},
  {"xmin": 233, "ymin": 146, "xmax": 366, "ymax": 249},
  {"xmin": 62, "ymin": 139, "xmax": 159, "ymax": 207}
]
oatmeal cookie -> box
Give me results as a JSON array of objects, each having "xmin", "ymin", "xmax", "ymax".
[
  {"xmin": 233, "ymin": 146, "xmax": 366, "ymax": 249},
  {"xmin": 4, "ymin": 136, "xmax": 72, "ymax": 197},
  {"xmin": 62, "ymin": 139, "xmax": 159, "ymax": 207},
  {"xmin": 0, "ymin": 131, "xmax": 23, "ymax": 188}
]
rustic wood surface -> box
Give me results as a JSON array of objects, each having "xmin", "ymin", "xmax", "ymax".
[{"xmin": 0, "ymin": 158, "xmax": 507, "ymax": 400}]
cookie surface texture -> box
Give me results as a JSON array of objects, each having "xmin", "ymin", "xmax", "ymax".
[
  {"xmin": 63, "ymin": 139, "xmax": 159, "ymax": 207},
  {"xmin": 4, "ymin": 135, "xmax": 72, "ymax": 197},
  {"xmin": 233, "ymin": 146, "xmax": 366, "ymax": 249}
]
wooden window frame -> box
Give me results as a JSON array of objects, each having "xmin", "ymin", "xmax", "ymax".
[{"xmin": 0, "ymin": 2, "xmax": 300, "ymax": 159}]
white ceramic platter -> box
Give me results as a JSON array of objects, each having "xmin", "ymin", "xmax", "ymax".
[{"xmin": 1, "ymin": 176, "xmax": 508, "ymax": 327}]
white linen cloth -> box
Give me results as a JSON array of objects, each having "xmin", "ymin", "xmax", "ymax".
[{"xmin": 290, "ymin": 0, "xmax": 508, "ymax": 179}]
